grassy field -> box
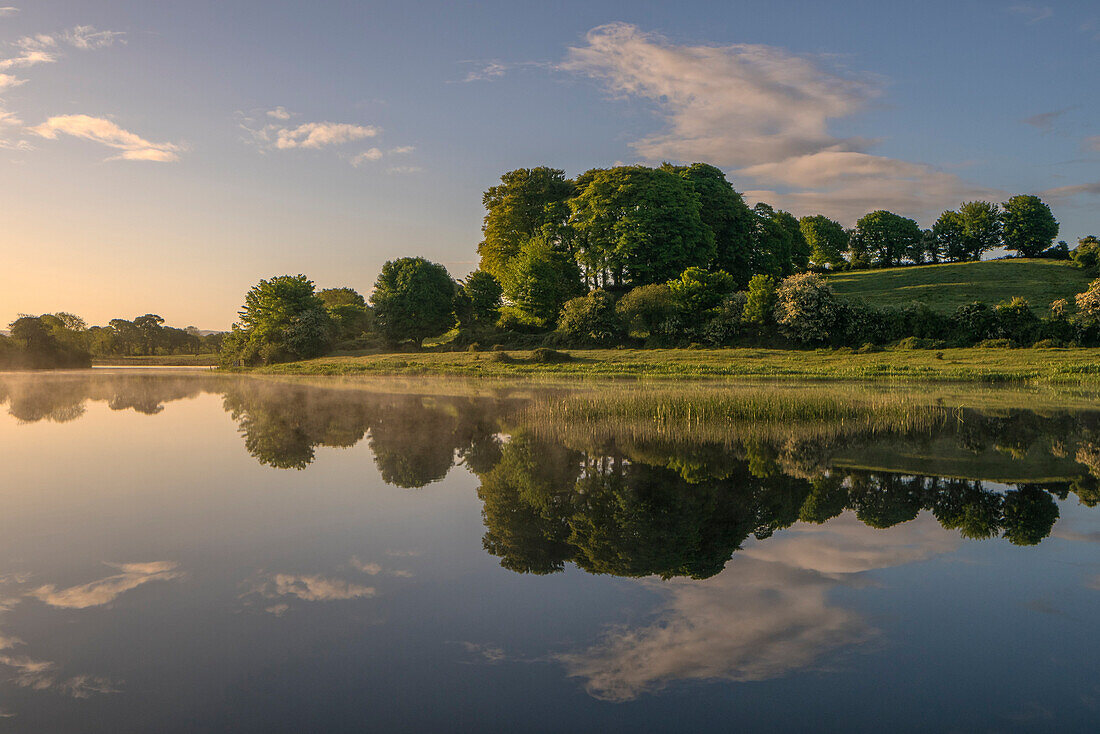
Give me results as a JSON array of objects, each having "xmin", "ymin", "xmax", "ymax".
[
  {"xmin": 826, "ymin": 259, "xmax": 1091, "ymax": 313},
  {"xmin": 252, "ymin": 346, "xmax": 1100, "ymax": 385},
  {"xmin": 93, "ymin": 354, "xmax": 219, "ymax": 367}
]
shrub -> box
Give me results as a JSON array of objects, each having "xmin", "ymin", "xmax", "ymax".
[
  {"xmin": 557, "ymin": 289, "xmax": 623, "ymax": 344},
  {"xmin": 952, "ymin": 302, "xmax": 1000, "ymax": 345},
  {"xmin": 667, "ymin": 267, "xmax": 736, "ymax": 315},
  {"xmin": 774, "ymin": 272, "xmax": 841, "ymax": 344},
  {"xmin": 1072, "ymin": 236, "xmax": 1100, "ymax": 275},
  {"xmin": 895, "ymin": 336, "xmax": 938, "ymax": 350},
  {"xmin": 742, "ymin": 274, "xmax": 777, "ymax": 327},
  {"xmin": 977, "ymin": 338, "xmax": 1014, "ymax": 348},
  {"xmin": 1031, "ymin": 339, "xmax": 1064, "ymax": 348},
  {"xmin": 856, "ymin": 342, "xmax": 882, "ymax": 353},
  {"xmin": 616, "ymin": 283, "xmax": 678, "ymax": 338},
  {"xmin": 1075, "ymin": 277, "xmax": 1100, "ymax": 319},
  {"xmin": 530, "ymin": 347, "xmax": 572, "ymax": 364},
  {"xmin": 994, "ymin": 297, "xmax": 1040, "ymax": 345}
]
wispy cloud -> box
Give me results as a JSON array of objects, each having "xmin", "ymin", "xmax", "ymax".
[
  {"xmin": 1041, "ymin": 181, "xmax": 1100, "ymax": 200},
  {"xmin": 0, "ymin": 72, "xmax": 24, "ymax": 92},
  {"xmin": 1023, "ymin": 108, "xmax": 1071, "ymax": 131},
  {"xmin": 29, "ymin": 562, "xmax": 183, "ymax": 609},
  {"xmin": 266, "ymin": 105, "xmax": 291, "ymax": 120},
  {"xmin": 462, "ymin": 60, "xmax": 509, "ymax": 82},
  {"xmin": 30, "ymin": 115, "xmax": 182, "ymax": 161},
  {"xmin": 62, "ymin": 25, "xmax": 125, "ymax": 50},
  {"xmin": 350, "ymin": 147, "xmax": 383, "ymax": 166},
  {"xmin": 561, "ymin": 23, "xmax": 998, "ymax": 223},
  {"xmin": 386, "ymin": 165, "xmax": 421, "ymax": 174},
  {"xmin": 0, "ymin": 7, "xmax": 18, "ymax": 18},
  {"xmin": 389, "ymin": 145, "xmax": 415, "ymax": 154},
  {"xmin": 246, "ymin": 573, "xmax": 376, "ymax": 604},
  {"xmin": 0, "ymin": 34, "xmax": 57, "ymax": 71},
  {"xmin": 1008, "ymin": 4, "xmax": 1054, "ymax": 24}
]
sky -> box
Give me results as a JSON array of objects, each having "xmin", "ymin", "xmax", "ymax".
[{"xmin": 0, "ymin": 0, "xmax": 1098, "ymax": 329}]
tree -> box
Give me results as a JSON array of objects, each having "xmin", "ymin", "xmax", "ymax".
[
  {"xmin": 933, "ymin": 209, "xmax": 969, "ymax": 262},
  {"xmin": 460, "ymin": 269, "xmax": 504, "ymax": 324},
  {"xmin": 664, "ymin": 163, "xmax": 756, "ymax": 285},
  {"xmin": 742, "ymin": 274, "xmax": 778, "ymax": 327},
  {"xmin": 958, "ymin": 201, "xmax": 1002, "ymax": 260},
  {"xmin": 477, "ymin": 167, "xmax": 574, "ymax": 280},
  {"xmin": 799, "ymin": 215, "xmax": 848, "ymax": 270},
  {"xmin": 750, "ymin": 203, "xmax": 808, "ymax": 277},
  {"xmin": 616, "ymin": 284, "xmax": 678, "ymax": 338},
  {"xmin": 133, "ymin": 314, "xmax": 165, "ymax": 355},
  {"xmin": 1072, "ymin": 235, "xmax": 1100, "ymax": 275},
  {"xmin": 370, "ymin": 258, "xmax": 457, "ymax": 346},
  {"xmin": 569, "ymin": 165, "xmax": 713, "ymax": 289},
  {"xmin": 855, "ymin": 210, "xmax": 922, "ymax": 267},
  {"xmin": 318, "ymin": 287, "xmax": 367, "ymax": 308},
  {"xmin": 1001, "ymin": 195, "xmax": 1058, "ymax": 258},
  {"xmin": 499, "ymin": 237, "xmax": 583, "ymax": 328},
  {"xmin": 221, "ymin": 274, "xmax": 334, "ymax": 366},
  {"xmin": 557, "ymin": 289, "xmax": 622, "ymax": 344},
  {"xmin": 319, "ymin": 287, "xmax": 372, "ymax": 340}
]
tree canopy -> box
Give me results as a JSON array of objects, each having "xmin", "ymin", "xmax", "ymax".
[{"xmin": 370, "ymin": 257, "xmax": 457, "ymax": 345}]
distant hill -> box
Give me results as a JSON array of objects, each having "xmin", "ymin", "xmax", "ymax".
[{"xmin": 826, "ymin": 259, "xmax": 1092, "ymax": 314}]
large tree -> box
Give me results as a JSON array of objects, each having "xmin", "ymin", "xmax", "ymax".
[
  {"xmin": 499, "ymin": 237, "xmax": 583, "ymax": 327},
  {"xmin": 370, "ymin": 257, "xmax": 457, "ymax": 346},
  {"xmin": 663, "ymin": 163, "xmax": 755, "ymax": 285},
  {"xmin": 750, "ymin": 203, "xmax": 808, "ymax": 277},
  {"xmin": 1001, "ymin": 194, "xmax": 1059, "ymax": 258},
  {"xmin": 932, "ymin": 210, "xmax": 968, "ymax": 262},
  {"xmin": 477, "ymin": 167, "xmax": 574, "ymax": 280},
  {"xmin": 318, "ymin": 287, "xmax": 372, "ymax": 340},
  {"xmin": 222, "ymin": 274, "xmax": 334, "ymax": 366},
  {"xmin": 855, "ymin": 210, "xmax": 922, "ymax": 267},
  {"xmin": 569, "ymin": 165, "xmax": 713, "ymax": 289},
  {"xmin": 958, "ymin": 201, "xmax": 1003, "ymax": 260}
]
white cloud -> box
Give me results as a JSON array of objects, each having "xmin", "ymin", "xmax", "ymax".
[
  {"xmin": 350, "ymin": 147, "xmax": 383, "ymax": 166},
  {"xmin": 463, "ymin": 60, "xmax": 509, "ymax": 82},
  {"xmin": 0, "ymin": 72, "xmax": 25, "ymax": 92},
  {"xmin": 29, "ymin": 114, "xmax": 182, "ymax": 162},
  {"xmin": 1041, "ymin": 181, "xmax": 1100, "ymax": 201},
  {"xmin": 389, "ymin": 145, "xmax": 415, "ymax": 154},
  {"xmin": 558, "ymin": 513, "xmax": 957, "ymax": 701},
  {"xmin": 248, "ymin": 573, "xmax": 376, "ymax": 603},
  {"xmin": 0, "ymin": 7, "xmax": 17, "ymax": 18},
  {"xmin": 1008, "ymin": 4, "xmax": 1054, "ymax": 24},
  {"xmin": 560, "ymin": 23, "xmax": 999, "ymax": 225},
  {"xmin": 266, "ymin": 106, "xmax": 291, "ymax": 120},
  {"xmin": 386, "ymin": 165, "xmax": 421, "ymax": 174},
  {"xmin": 29, "ymin": 561, "xmax": 183, "ymax": 609},
  {"xmin": 0, "ymin": 34, "xmax": 57, "ymax": 71},
  {"xmin": 274, "ymin": 121, "xmax": 378, "ymax": 149},
  {"xmin": 62, "ymin": 26, "xmax": 124, "ymax": 50}
]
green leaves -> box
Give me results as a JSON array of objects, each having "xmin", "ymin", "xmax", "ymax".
[
  {"xmin": 370, "ymin": 257, "xmax": 457, "ymax": 345},
  {"xmin": 1001, "ymin": 195, "xmax": 1059, "ymax": 258}
]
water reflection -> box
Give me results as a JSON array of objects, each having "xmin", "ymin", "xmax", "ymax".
[{"xmin": 3, "ymin": 372, "xmax": 1100, "ymax": 727}]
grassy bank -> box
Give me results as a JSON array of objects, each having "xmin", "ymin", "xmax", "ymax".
[
  {"xmin": 93, "ymin": 354, "xmax": 219, "ymax": 367},
  {"xmin": 826, "ymin": 258, "xmax": 1090, "ymax": 313},
  {"xmin": 249, "ymin": 346, "xmax": 1100, "ymax": 385}
]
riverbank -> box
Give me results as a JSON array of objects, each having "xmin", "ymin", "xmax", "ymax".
[{"xmin": 243, "ymin": 346, "xmax": 1100, "ymax": 384}]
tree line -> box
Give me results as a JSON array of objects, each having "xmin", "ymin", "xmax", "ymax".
[
  {"xmin": 0, "ymin": 312, "xmax": 226, "ymax": 370},
  {"xmin": 219, "ymin": 163, "xmax": 1100, "ymax": 365}
]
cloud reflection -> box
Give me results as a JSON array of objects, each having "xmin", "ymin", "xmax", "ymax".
[{"xmin": 30, "ymin": 561, "xmax": 183, "ymax": 609}]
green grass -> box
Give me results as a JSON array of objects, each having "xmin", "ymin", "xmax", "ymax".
[
  {"xmin": 826, "ymin": 259, "xmax": 1091, "ymax": 313},
  {"xmin": 248, "ymin": 346, "xmax": 1100, "ymax": 385},
  {"xmin": 93, "ymin": 354, "xmax": 219, "ymax": 366}
]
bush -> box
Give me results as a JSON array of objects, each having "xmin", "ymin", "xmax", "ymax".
[
  {"xmin": 557, "ymin": 289, "xmax": 623, "ymax": 344},
  {"xmin": 1075, "ymin": 277, "xmax": 1100, "ymax": 319},
  {"xmin": 856, "ymin": 342, "xmax": 882, "ymax": 354},
  {"xmin": 742, "ymin": 274, "xmax": 777, "ymax": 327},
  {"xmin": 774, "ymin": 272, "xmax": 841, "ymax": 344},
  {"xmin": 977, "ymin": 338, "xmax": 1014, "ymax": 348},
  {"xmin": 994, "ymin": 297, "xmax": 1041, "ymax": 345},
  {"xmin": 1031, "ymin": 339, "xmax": 1064, "ymax": 348},
  {"xmin": 616, "ymin": 283, "xmax": 678, "ymax": 338},
  {"xmin": 952, "ymin": 302, "xmax": 1000, "ymax": 345},
  {"xmin": 530, "ymin": 347, "xmax": 572, "ymax": 364},
  {"xmin": 895, "ymin": 336, "xmax": 939, "ymax": 350},
  {"xmin": 1072, "ymin": 236, "xmax": 1100, "ymax": 275},
  {"xmin": 667, "ymin": 267, "xmax": 736, "ymax": 315}
]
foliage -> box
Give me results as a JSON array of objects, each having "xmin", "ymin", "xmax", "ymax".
[
  {"xmin": 742, "ymin": 274, "xmax": 778, "ymax": 326},
  {"xmin": 1072, "ymin": 236, "xmax": 1100, "ymax": 276},
  {"xmin": 1001, "ymin": 195, "xmax": 1059, "ymax": 258},
  {"xmin": 2, "ymin": 315, "xmax": 91, "ymax": 369},
  {"xmin": 958, "ymin": 201, "xmax": 1003, "ymax": 260},
  {"xmin": 461, "ymin": 269, "xmax": 504, "ymax": 324},
  {"xmin": 499, "ymin": 237, "xmax": 583, "ymax": 328},
  {"xmin": 616, "ymin": 283, "xmax": 678, "ymax": 338},
  {"xmin": 1075, "ymin": 277, "xmax": 1100, "ymax": 319},
  {"xmin": 370, "ymin": 257, "xmax": 457, "ymax": 346},
  {"xmin": 799, "ymin": 215, "xmax": 848, "ymax": 270},
  {"xmin": 556, "ymin": 289, "xmax": 623, "ymax": 344},
  {"xmin": 220, "ymin": 274, "xmax": 334, "ymax": 367},
  {"xmin": 665, "ymin": 163, "xmax": 756, "ymax": 285},
  {"xmin": 569, "ymin": 165, "xmax": 713, "ymax": 288},
  {"xmin": 667, "ymin": 267, "xmax": 735, "ymax": 315},
  {"xmin": 478, "ymin": 167, "xmax": 574, "ymax": 280},
  {"xmin": 775, "ymin": 273, "xmax": 842, "ymax": 344},
  {"xmin": 855, "ymin": 210, "xmax": 922, "ymax": 267}
]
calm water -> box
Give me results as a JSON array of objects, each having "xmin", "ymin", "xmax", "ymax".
[{"xmin": 2, "ymin": 371, "xmax": 1100, "ymax": 732}]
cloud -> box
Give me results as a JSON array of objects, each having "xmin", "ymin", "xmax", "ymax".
[
  {"xmin": 29, "ymin": 562, "xmax": 183, "ymax": 609},
  {"xmin": 1041, "ymin": 181, "xmax": 1100, "ymax": 200},
  {"xmin": 389, "ymin": 145, "xmax": 415, "ymax": 154},
  {"xmin": 0, "ymin": 72, "xmax": 25, "ymax": 92},
  {"xmin": 29, "ymin": 114, "xmax": 182, "ymax": 161},
  {"xmin": 0, "ymin": 34, "xmax": 57, "ymax": 71},
  {"xmin": 1008, "ymin": 4, "xmax": 1053, "ymax": 24},
  {"xmin": 62, "ymin": 26, "xmax": 124, "ymax": 50},
  {"xmin": 0, "ymin": 654, "xmax": 117, "ymax": 697},
  {"xmin": 273, "ymin": 121, "xmax": 378, "ymax": 149},
  {"xmin": 350, "ymin": 147, "xmax": 383, "ymax": 166},
  {"xmin": 386, "ymin": 165, "xmax": 421, "ymax": 174},
  {"xmin": 558, "ymin": 513, "xmax": 957, "ymax": 701},
  {"xmin": 560, "ymin": 23, "xmax": 994, "ymax": 224},
  {"xmin": 1023, "ymin": 108, "xmax": 1070, "ymax": 130},
  {"xmin": 0, "ymin": 7, "xmax": 18, "ymax": 17},
  {"xmin": 463, "ymin": 60, "xmax": 509, "ymax": 82},
  {"xmin": 247, "ymin": 573, "xmax": 376, "ymax": 603},
  {"xmin": 266, "ymin": 106, "xmax": 291, "ymax": 120}
]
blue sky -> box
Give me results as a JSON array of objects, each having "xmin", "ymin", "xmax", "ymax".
[{"xmin": 1, "ymin": 0, "xmax": 1098, "ymax": 327}]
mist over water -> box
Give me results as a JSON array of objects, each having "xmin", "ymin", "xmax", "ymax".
[{"xmin": 1, "ymin": 371, "xmax": 1100, "ymax": 732}]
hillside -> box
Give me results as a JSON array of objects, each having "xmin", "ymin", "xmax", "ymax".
[{"xmin": 826, "ymin": 259, "xmax": 1091, "ymax": 313}]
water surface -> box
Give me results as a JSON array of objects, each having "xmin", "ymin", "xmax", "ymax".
[{"xmin": 1, "ymin": 371, "xmax": 1099, "ymax": 732}]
